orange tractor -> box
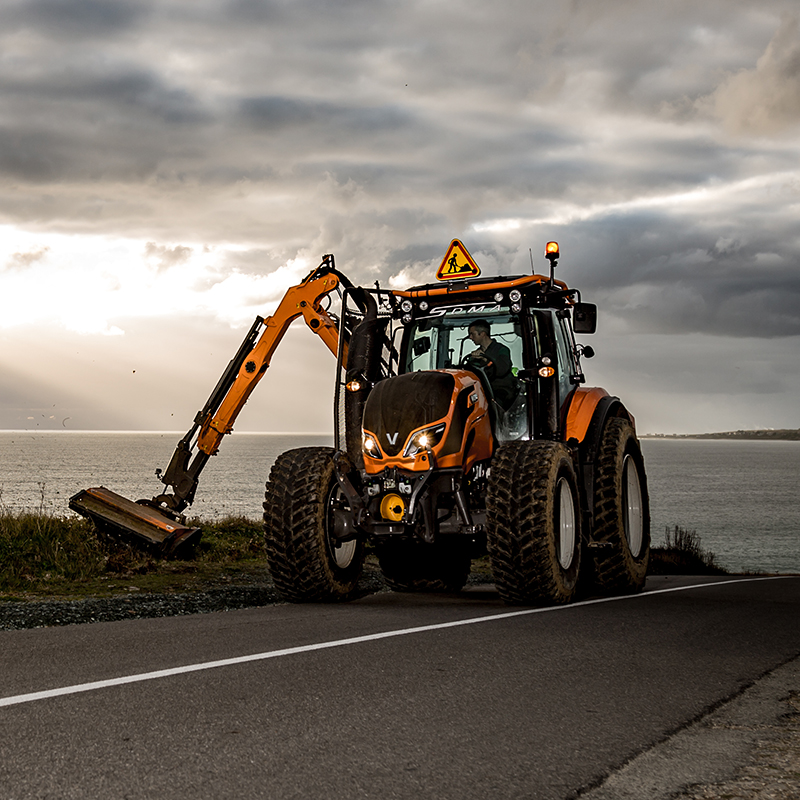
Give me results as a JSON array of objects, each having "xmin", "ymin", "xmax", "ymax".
[{"xmin": 71, "ymin": 240, "xmax": 649, "ymax": 605}]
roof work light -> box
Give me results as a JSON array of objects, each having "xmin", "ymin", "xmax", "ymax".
[{"xmin": 545, "ymin": 241, "xmax": 560, "ymax": 287}]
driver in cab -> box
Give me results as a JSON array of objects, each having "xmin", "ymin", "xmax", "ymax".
[{"xmin": 466, "ymin": 319, "xmax": 518, "ymax": 410}]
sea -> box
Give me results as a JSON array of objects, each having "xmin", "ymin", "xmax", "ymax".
[{"xmin": 1, "ymin": 431, "xmax": 798, "ymax": 575}]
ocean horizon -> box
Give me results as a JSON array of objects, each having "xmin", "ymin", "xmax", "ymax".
[{"xmin": 2, "ymin": 431, "xmax": 798, "ymax": 575}]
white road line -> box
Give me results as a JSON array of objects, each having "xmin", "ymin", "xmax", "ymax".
[{"xmin": 1, "ymin": 576, "xmax": 794, "ymax": 709}]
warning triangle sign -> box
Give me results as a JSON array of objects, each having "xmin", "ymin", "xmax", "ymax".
[{"xmin": 436, "ymin": 239, "xmax": 481, "ymax": 281}]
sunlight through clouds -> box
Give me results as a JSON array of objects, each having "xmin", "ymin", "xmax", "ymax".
[{"xmin": 0, "ymin": 227, "xmax": 309, "ymax": 334}]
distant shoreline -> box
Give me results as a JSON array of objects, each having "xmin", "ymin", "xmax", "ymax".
[{"xmin": 642, "ymin": 429, "xmax": 800, "ymax": 441}]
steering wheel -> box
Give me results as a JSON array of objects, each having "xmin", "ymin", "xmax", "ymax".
[
  {"xmin": 459, "ymin": 351, "xmax": 488, "ymax": 370},
  {"xmin": 457, "ymin": 353, "xmax": 497, "ymax": 405}
]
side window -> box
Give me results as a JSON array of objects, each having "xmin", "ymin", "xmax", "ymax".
[
  {"xmin": 554, "ymin": 313, "xmax": 576, "ymax": 407},
  {"xmin": 407, "ymin": 325, "xmax": 438, "ymax": 371}
]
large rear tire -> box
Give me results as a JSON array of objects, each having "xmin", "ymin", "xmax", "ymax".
[
  {"xmin": 487, "ymin": 441, "xmax": 582, "ymax": 605},
  {"xmin": 592, "ymin": 418, "xmax": 650, "ymax": 594},
  {"xmin": 263, "ymin": 447, "xmax": 365, "ymax": 602},
  {"xmin": 376, "ymin": 539, "xmax": 471, "ymax": 593}
]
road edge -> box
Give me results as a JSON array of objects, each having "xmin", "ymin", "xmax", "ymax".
[{"xmin": 577, "ymin": 652, "xmax": 800, "ymax": 799}]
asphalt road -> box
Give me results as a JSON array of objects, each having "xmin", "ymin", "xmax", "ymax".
[{"xmin": 1, "ymin": 575, "xmax": 798, "ymax": 800}]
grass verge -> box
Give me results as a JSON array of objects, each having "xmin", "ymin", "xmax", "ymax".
[
  {"xmin": 2, "ymin": 510, "xmax": 726, "ymax": 602},
  {"xmin": 0, "ymin": 510, "xmax": 270, "ymax": 601}
]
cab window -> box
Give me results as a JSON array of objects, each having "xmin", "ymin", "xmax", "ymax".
[
  {"xmin": 405, "ymin": 313, "xmax": 522, "ymax": 374},
  {"xmin": 403, "ymin": 311, "xmax": 529, "ymax": 442},
  {"xmin": 554, "ymin": 312, "xmax": 577, "ymax": 410}
]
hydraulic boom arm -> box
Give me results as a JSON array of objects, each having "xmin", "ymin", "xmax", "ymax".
[
  {"xmin": 70, "ymin": 255, "xmax": 358, "ymax": 552},
  {"xmin": 152, "ymin": 255, "xmax": 348, "ymax": 513}
]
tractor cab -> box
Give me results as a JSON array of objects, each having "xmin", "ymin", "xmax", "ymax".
[{"xmin": 402, "ymin": 309, "xmax": 527, "ymax": 442}]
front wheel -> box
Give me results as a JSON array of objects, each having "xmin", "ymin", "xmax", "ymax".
[
  {"xmin": 263, "ymin": 447, "xmax": 365, "ymax": 601},
  {"xmin": 487, "ymin": 441, "xmax": 582, "ymax": 605},
  {"xmin": 592, "ymin": 418, "xmax": 650, "ymax": 594}
]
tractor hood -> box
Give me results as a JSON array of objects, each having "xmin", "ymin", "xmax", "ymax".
[{"xmin": 363, "ymin": 371, "xmax": 454, "ymax": 457}]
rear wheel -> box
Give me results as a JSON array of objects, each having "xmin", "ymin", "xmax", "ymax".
[
  {"xmin": 376, "ymin": 539, "xmax": 471, "ymax": 592},
  {"xmin": 487, "ymin": 441, "xmax": 582, "ymax": 605},
  {"xmin": 592, "ymin": 418, "xmax": 650, "ymax": 594},
  {"xmin": 263, "ymin": 447, "xmax": 364, "ymax": 601}
]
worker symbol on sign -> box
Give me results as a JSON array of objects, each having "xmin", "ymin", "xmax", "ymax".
[{"xmin": 436, "ymin": 239, "xmax": 481, "ymax": 281}]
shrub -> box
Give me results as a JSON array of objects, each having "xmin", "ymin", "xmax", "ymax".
[
  {"xmin": 649, "ymin": 525, "xmax": 726, "ymax": 575},
  {"xmin": 0, "ymin": 510, "xmax": 106, "ymax": 590}
]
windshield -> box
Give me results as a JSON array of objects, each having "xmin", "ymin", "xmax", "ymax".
[
  {"xmin": 405, "ymin": 312, "xmax": 523, "ymax": 374},
  {"xmin": 403, "ymin": 310, "xmax": 532, "ymax": 442}
]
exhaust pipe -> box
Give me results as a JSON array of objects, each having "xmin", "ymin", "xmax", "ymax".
[{"xmin": 69, "ymin": 487, "xmax": 201, "ymax": 556}]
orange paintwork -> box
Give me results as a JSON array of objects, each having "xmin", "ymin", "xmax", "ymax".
[
  {"xmin": 195, "ymin": 266, "xmax": 574, "ymax": 459},
  {"xmin": 393, "ymin": 272, "xmax": 569, "ymax": 300},
  {"xmin": 362, "ymin": 370, "xmax": 494, "ymax": 475},
  {"xmin": 197, "ymin": 271, "xmax": 343, "ymax": 455},
  {"xmin": 565, "ymin": 387, "xmax": 609, "ymax": 444}
]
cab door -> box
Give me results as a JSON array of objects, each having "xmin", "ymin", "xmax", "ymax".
[{"xmin": 526, "ymin": 309, "xmax": 579, "ymax": 441}]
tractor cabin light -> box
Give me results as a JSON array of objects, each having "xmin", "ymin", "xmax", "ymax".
[
  {"xmin": 494, "ymin": 292, "xmax": 504, "ymax": 303},
  {"xmin": 419, "ymin": 300, "xmax": 429, "ymax": 312},
  {"xmin": 403, "ymin": 423, "xmax": 447, "ymax": 458},
  {"xmin": 545, "ymin": 241, "xmax": 560, "ymax": 260},
  {"xmin": 509, "ymin": 289, "xmax": 521, "ymax": 302},
  {"xmin": 400, "ymin": 300, "xmax": 413, "ymax": 313},
  {"xmin": 346, "ymin": 379, "xmax": 363, "ymax": 392},
  {"xmin": 402, "ymin": 313, "xmax": 412, "ymax": 324}
]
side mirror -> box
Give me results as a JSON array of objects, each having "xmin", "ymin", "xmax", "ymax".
[
  {"xmin": 412, "ymin": 337, "xmax": 431, "ymax": 357},
  {"xmin": 573, "ymin": 302, "xmax": 597, "ymax": 334}
]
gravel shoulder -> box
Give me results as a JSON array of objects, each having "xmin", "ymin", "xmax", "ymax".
[{"xmin": 0, "ymin": 564, "xmax": 494, "ymax": 630}]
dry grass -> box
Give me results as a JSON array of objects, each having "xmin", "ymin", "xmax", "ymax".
[
  {"xmin": 0, "ymin": 501, "xmax": 268, "ymax": 599},
  {"xmin": 649, "ymin": 525, "xmax": 727, "ymax": 575}
]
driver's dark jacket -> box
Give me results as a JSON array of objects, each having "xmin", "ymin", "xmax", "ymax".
[{"xmin": 483, "ymin": 340, "xmax": 517, "ymax": 409}]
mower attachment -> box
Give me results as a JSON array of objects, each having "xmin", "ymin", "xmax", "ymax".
[{"xmin": 69, "ymin": 487, "xmax": 201, "ymax": 556}]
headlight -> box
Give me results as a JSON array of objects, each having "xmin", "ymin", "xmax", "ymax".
[
  {"xmin": 419, "ymin": 300, "xmax": 429, "ymax": 312},
  {"xmin": 363, "ymin": 433, "xmax": 383, "ymax": 459},
  {"xmin": 400, "ymin": 300, "xmax": 413, "ymax": 313},
  {"xmin": 509, "ymin": 289, "xmax": 521, "ymax": 303},
  {"xmin": 403, "ymin": 423, "xmax": 446, "ymax": 458}
]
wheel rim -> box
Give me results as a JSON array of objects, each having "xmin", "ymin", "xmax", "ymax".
[
  {"xmin": 325, "ymin": 483, "xmax": 357, "ymax": 569},
  {"xmin": 623, "ymin": 454, "xmax": 644, "ymax": 558},
  {"xmin": 556, "ymin": 476, "xmax": 577, "ymax": 570}
]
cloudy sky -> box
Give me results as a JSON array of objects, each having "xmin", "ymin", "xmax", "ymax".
[{"xmin": 0, "ymin": 0, "xmax": 798, "ymax": 435}]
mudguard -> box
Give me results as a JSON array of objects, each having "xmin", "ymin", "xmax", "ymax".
[{"xmin": 565, "ymin": 387, "xmax": 636, "ymax": 538}]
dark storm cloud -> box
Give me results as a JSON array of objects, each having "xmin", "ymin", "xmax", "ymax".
[
  {"xmin": 237, "ymin": 96, "xmax": 421, "ymax": 142},
  {"xmin": 556, "ymin": 208, "xmax": 800, "ymax": 339},
  {"xmin": 0, "ymin": 59, "xmax": 212, "ymax": 182},
  {"xmin": 3, "ymin": 0, "xmax": 150, "ymax": 37},
  {"xmin": 1, "ymin": 0, "xmax": 798, "ymax": 332}
]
